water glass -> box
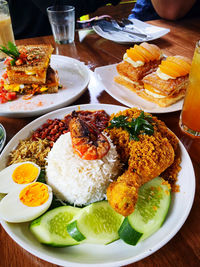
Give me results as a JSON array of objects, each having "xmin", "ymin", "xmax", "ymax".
[
  {"xmin": 0, "ymin": 0, "xmax": 15, "ymax": 60},
  {"xmin": 47, "ymin": 5, "xmax": 75, "ymax": 44},
  {"xmin": 179, "ymin": 40, "xmax": 200, "ymax": 137}
]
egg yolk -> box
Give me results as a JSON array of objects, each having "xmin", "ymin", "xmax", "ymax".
[
  {"xmin": 19, "ymin": 182, "xmax": 49, "ymax": 207},
  {"xmin": 12, "ymin": 163, "xmax": 39, "ymax": 184}
]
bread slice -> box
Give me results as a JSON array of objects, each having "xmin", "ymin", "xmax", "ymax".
[
  {"xmin": 4, "ymin": 67, "xmax": 59, "ymax": 95},
  {"xmin": 137, "ymin": 88, "xmax": 186, "ymax": 107},
  {"xmin": 6, "ymin": 44, "xmax": 54, "ymax": 84},
  {"xmin": 139, "ymin": 72, "xmax": 189, "ymax": 107},
  {"xmin": 7, "ymin": 68, "xmax": 47, "ymax": 84},
  {"xmin": 7, "ymin": 44, "xmax": 54, "ymax": 71},
  {"xmin": 114, "ymin": 75, "xmax": 143, "ymax": 93},
  {"xmin": 116, "ymin": 60, "xmax": 162, "ymax": 82}
]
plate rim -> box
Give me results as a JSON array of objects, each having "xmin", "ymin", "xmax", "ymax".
[
  {"xmin": 0, "ymin": 55, "xmax": 90, "ymax": 118},
  {"xmin": 95, "ymin": 64, "xmax": 183, "ymax": 113},
  {"xmin": 0, "ymin": 103, "xmax": 196, "ymax": 266}
]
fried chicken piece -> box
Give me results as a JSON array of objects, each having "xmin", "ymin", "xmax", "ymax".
[
  {"xmin": 107, "ymin": 171, "xmax": 140, "ymax": 217},
  {"xmin": 107, "ymin": 135, "xmax": 174, "ymax": 216},
  {"xmin": 106, "ymin": 108, "xmax": 178, "ymax": 217},
  {"xmin": 128, "ymin": 134, "xmax": 174, "ymax": 182}
]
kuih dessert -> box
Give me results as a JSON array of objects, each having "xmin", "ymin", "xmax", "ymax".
[
  {"xmin": 115, "ymin": 42, "xmax": 163, "ymax": 92},
  {"xmin": 140, "ymin": 56, "xmax": 191, "ymax": 107}
]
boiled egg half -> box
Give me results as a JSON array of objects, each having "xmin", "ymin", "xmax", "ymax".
[
  {"xmin": 0, "ymin": 182, "xmax": 52, "ymax": 223},
  {"xmin": 0, "ymin": 162, "xmax": 40, "ymax": 193}
]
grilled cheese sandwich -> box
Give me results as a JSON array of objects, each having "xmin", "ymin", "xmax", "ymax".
[
  {"xmin": 4, "ymin": 67, "xmax": 59, "ymax": 95},
  {"xmin": 3, "ymin": 44, "xmax": 59, "ymax": 95}
]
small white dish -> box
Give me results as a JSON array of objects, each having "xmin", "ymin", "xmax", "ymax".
[
  {"xmin": 0, "ymin": 103, "xmax": 195, "ymax": 266},
  {"xmin": 0, "ymin": 55, "xmax": 90, "ymax": 118},
  {"xmin": 95, "ymin": 64, "xmax": 183, "ymax": 113},
  {"xmin": 93, "ymin": 19, "xmax": 170, "ymax": 44}
]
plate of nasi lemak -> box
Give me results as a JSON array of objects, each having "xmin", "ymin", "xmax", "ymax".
[{"xmin": 0, "ymin": 104, "xmax": 195, "ymax": 266}]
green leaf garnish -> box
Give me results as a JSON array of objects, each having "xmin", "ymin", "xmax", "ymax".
[
  {"xmin": 107, "ymin": 111, "xmax": 154, "ymax": 141},
  {"xmin": 8, "ymin": 42, "xmax": 19, "ymax": 57},
  {"xmin": 10, "ymin": 58, "xmax": 16, "ymax": 66},
  {"xmin": 0, "ymin": 41, "xmax": 20, "ymax": 60}
]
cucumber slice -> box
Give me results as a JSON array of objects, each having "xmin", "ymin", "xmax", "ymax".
[
  {"xmin": 119, "ymin": 177, "xmax": 171, "ymax": 246},
  {"xmin": 30, "ymin": 206, "xmax": 82, "ymax": 247},
  {"xmin": 67, "ymin": 201, "xmax": 124, "ymax": 245},
  {"xmin": 67, "ymin": 221, "xmax": 86, "ymax": 242}
]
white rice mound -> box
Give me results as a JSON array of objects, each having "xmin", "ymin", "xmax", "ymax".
[{"xmin": 46, "ymin": 132, "xmax": 122, "ymax": 206}]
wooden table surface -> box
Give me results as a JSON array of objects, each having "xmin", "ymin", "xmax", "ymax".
[{"xmin": 1, "ymin": 17, "xmax": 200, "ymax": 267}]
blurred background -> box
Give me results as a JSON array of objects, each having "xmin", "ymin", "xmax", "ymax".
[{"xmin": 89, "ymin": 0, "xmax": 136, "ymax": 20}]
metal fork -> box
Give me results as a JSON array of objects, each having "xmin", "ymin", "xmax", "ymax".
[
  {"xmin": 96, "ymin": 20, "xmax": 147, "ymax": 39},
  {"xmin": 114, "ymin": 18, "xmax": 149, "ymax": 37}
]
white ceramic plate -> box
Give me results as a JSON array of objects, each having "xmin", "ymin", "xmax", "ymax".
[
  {"xmin": 95, "ymin": 64, "xmax": 183, "ymax": 113},
  {"xmin": 93, "ymin": 19, "xmax": 170, "ymax": 44},
  {"xmin": 0, "ymin": 104, "xmax": 195, "ymax": 266},
  {"xmin": 0, "ymin": 55, "xmax": 90, "ymax": 118},
  {"xmin": 0, "ymin": 124, "xmax": 6, "ymax": 153}
]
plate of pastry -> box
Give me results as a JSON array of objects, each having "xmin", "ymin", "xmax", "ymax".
[
  {"xmin": 0, "ymin": 44, "xmax": 90, "ymax": 118},
  {"xmin": 93, "ymin": 18, "xmax": 170, "ymax": 44},
  {"xmin": 95, "ymin": 42, "xmax": 191, "ymax": 113}
]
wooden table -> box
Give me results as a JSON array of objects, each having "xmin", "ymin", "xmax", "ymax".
[{"xmin": 1, "ymin": 17, "xmax": 200, "ymax": 267}]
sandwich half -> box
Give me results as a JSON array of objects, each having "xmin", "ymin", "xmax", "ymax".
[
  {"xmin": 115, "ymin": 42, "xmax": 163, "ymax": 92},
  {"xmin": 1, "ymin": 43, "xmax": 60, "ymax": 96},
  {"xmin": 4, "ymin": 66, "xmax": 59, "ymax": 95},
  {"xmin": 6, "ymin": 44, "xmax": 54, "ymax": 84},
  {"xmin": 139, "ymin": 56, "xmax": 191, "ymax": 107}
]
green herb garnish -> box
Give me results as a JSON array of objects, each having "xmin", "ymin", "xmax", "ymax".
[
  {"xmin": 0, "ymin": 41, "xmax": 20, "ymax": 65},
  {"xmin": 107, "ymin": 111, "xmax": 154, "ymax": 141}
]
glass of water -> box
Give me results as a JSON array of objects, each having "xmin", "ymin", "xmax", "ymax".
[{"xmin": 47, "ymin": 5, "xmax": 75, "ymax": 44}]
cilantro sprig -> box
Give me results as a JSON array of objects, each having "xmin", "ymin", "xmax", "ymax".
[
  {"xmin": 0, "ymin": 41, "xmax": 20, "ymax": 65},
  {"xmin": 107, "ymin": 111, "xmax": 154, "ymax": 141}
]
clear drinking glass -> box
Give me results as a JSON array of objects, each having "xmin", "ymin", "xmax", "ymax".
[
  {"xmin": 179, "ymin": 40, "xmax": 200, "ymax": 137},
  {"xmin": 47, "ymin": 5, "xmax": 75, "ymax": 44},
  {"xmin": 0, "ymin": 0, "xmax": 15, "ymax": 60}
]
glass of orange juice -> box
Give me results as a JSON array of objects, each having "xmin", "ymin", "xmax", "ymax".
[
  {"xmin": 0, "ymin": 0, "xmax": 15, "ymax": 60},
  {"xmin": 179, "ymin": 40, "xmax": 200, "ymax": 137}
]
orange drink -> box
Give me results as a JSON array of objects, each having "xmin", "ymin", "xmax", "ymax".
[{"xmin": 180, "ymin": 40, "xmax": 200, "ymax": 137}]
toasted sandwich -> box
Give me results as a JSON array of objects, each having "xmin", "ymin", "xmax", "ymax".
[
  {"xmin": 139, "ymin": 56, "xmax": 191, "ymax": 107},
  {"xmin": 0, "ymin": 43, "xmax": 59, "ymax": 95},
  {"xmin": 4, "ymin": 66, "xmax": 59, "ymax": 95},
  {"xmin": 6, "ymin": 44, "xmax": 54, "ymax": 84},
  {"xmin": 115, "ymin": 42, "xmax": 163, "ymax": 92}
]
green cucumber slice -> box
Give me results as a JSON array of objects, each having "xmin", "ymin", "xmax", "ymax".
[
  {"xmin": 67, "ymin": 221, "xmax": 86, "ymax": 242},
  {"xmin": 67, "ymin": 201, "xmax": 124, "ymax": 245},
  {"xmin": 119, "ymin": 177, "xmax": 171, "ymax": 246},
  {"xmin": 30, "ymin": 206, "xmax": 81, "ymax": 247}
]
